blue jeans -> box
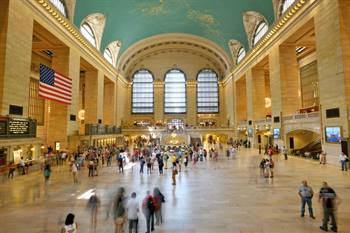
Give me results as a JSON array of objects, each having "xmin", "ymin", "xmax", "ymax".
[
  {"xmin": 341, "ymin": 160, "xmax": 348, "ymax": 171},
  {"xmin": 301, "ymin": 197, "xmax": 314, "ymax": 216}
]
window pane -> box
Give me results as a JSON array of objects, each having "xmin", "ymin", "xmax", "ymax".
[
  {"xmin": 197, "ymin": 69, "xmax": 219, "ymax": 113},
  {"xmin": 253, "ymin": 22, "xmax": 268, "ymax": 46},
  {"xmin": 104, "ymin": 48, "xmax": 113, "ymax": 65},
  {"xmin": 282, "ymin": 0, "xmax": 296, "ymax": 14},
  {"xmin": 49, "ymin": 0, "xmax": 67, "ymax": 17},
  {"xmin": 80, "ymin": 23, "xmax": 96, "ymax": 47},
  {"xmin": 165, "ymin": 69, "xmax": 186, "ymax": 113},
  {"xmin": 132, "ymin": 70, "xmax": 154, "ymax": 113},
  {"xmin": 236, "ymin": 47, "xmax": 246, "ymax": 64}
]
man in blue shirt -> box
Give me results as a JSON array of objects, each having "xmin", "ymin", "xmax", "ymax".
[{"xmin": 298, "ymin": 180, "xmax": 315, "ymax": 219}]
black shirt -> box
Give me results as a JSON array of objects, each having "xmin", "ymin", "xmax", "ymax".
[{"xmin": 319, "ymin": 187, "xmax": 336, "ymax": 208}]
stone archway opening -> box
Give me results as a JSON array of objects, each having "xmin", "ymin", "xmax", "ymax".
[{"xmin": 286, "ymin": 129, "xmax": 321, "ymax": 159}]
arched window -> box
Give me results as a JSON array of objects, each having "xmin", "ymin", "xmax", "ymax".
[
  {"xmin": 252, "ymin": 21, "xmax": 268, "ymax": 46},
  {"xmin": 49, "ymin": 0, "xmax": 67, "ymax": 17},
  {"xmin": 80, "ymin": 23, "xmax": 96, "ymax": 47},
  {"xmin": 236, "ymin": 47, "xmax": 246, "ymax": 64},
  {"xmin": 164, "ymin": 69, "xmax": 186, "ymax": 114},
  {"xmin": 197, "ymin": 69, "xmax": 219, "ymax": 113},
  {"xmin": 104, "ymin": 48, "xmax": 113, "ymax": 65},
  {"xmin": 132, "ymin": 70, "xmax": 154, "ymax": 113},
  {"xmin": 281, "ymin": 0, "xmax": 296, "ymax": 15}
]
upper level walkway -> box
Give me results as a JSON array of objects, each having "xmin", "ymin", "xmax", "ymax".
[{"xmin": 0, "ymin": 149, "xmax": 349, "ymax": 233}]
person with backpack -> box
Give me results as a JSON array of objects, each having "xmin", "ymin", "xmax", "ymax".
[
  {"xmin": 142, "ymin": 191, "xmax": 156, "ymax": 233},
  {"xmin": 153, "ymin": 188, "xmax": 165, "ymax": 225}
]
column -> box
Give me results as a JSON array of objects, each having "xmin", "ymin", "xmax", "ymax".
[
  {"xmin": 186, "ymin": 81, "xmax": 197, "ymax": 125},
  {"xmin": 47, "ymin": 48, "xmax": 78, "ymax": 149},
  {"xmin": 235, "ymin": 77, "xmax": 247, "ymax": 122},
  {"xmin": 85, "ymin": 70, "xmax": 104, "ymax": 124},
  {"xmin": 224, "ymin": 77, "xmax": 234, "ymax": 128},
  {"xmin": 103, "ymin": 79, "xmax": 116, "ymax": 125},
  {"xmin": 0, "ymin": 0, "xmax": 33, "ymax": 116},
  {"xmin": 115, "ymin": 77, "xmax": 127, "ymax": 127},
  {"xmin": 252, "ymin": 68, "xmax": 266, "ymax": 120},
  {"xmin": 279, "ymin": 45, "xmax": 301, "ymax": 115},
  {"xmin": 269, "ymin": 46, "xmax": 283, "ymax": 147},
  {"xmin": 314, "ymin": 0, "xmax": 348, "ymax": 163},
  {"xmin": 154, "ymin": 81, "xmax": 164, "ymax": 123}
]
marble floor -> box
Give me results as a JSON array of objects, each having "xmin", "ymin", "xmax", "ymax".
[{"xmin": 0, "ymin": 149, "xmax": 349, "ymax": 233}]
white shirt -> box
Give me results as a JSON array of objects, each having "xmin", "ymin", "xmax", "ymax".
[
  {"xmin": 339, "ymin": 154, "xmax": 348, "ymax": 162},
  {"xmin": 63, "ymin": 223, "xmax": 77, "ymax": 232},
  {"xmin": 126, "ymin": 198, "xmax": 139, "ymax": 220}
]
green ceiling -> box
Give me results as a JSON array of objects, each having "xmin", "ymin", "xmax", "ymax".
[{"xmin": 74, "ymin": 0, "xmax": 275, "ymax": 56}]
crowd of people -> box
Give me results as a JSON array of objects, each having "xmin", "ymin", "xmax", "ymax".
[{"xmin": 3, "ymin": 138, "xmax": 347, "ymax": 232}]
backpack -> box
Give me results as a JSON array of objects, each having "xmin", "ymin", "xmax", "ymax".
[{"xmin": 147, "ymin": 197, "xmax": 155, "ymax": 213}]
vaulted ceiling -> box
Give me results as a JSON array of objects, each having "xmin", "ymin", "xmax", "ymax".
[{"xmin": 74, "ymin": 0, "xmax": 275, "ymax": 57}]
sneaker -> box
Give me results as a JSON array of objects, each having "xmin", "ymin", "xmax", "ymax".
[
  {"xmin": 300, "ymin": 214, "xmax": 304, "ymax": 217},
  {"xmin": 330, "ymin": 227, "xmax": 337, "ymax": 232},
  {"xmin": 320, "ymin": 226, "xmax": 328, "ymax": 231},
  {"xmin": 310, "ymin": 215, "xmax": 315, "ymax": 219}
]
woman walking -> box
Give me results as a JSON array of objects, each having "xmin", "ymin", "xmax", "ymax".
[
  {"xmin": 153, "ymin": 188, "xmax": 165, "ymax": 225},
  {"xmin": 43, "ymin": 163, "xmax": 51, "ymax": 184}
]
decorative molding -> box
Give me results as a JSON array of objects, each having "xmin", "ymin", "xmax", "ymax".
[{"xmin": 243, "ymin": 11, "xmax": 268, "ymax": 49}]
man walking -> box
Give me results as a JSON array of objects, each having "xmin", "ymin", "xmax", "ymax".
[
  {"xmin": 298, "ymin": 180, "xmax": 315, "ymax": 219},
  {"xmin": 126, "ymin": 192, "xmax": 139, "ymax": 233},
  {"xmin": 319, "ymin": 181, "xmax": 338, "ymax": 232},
  {"xmin": 282, "ymin": 146, "xmax": 288, "ymax": 160},
  {"xmin": 142, "ymin": 191, "xmax": 156, "ymax": 233}
]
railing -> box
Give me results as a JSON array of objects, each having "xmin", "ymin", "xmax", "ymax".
[
  {"xmin": 254, "ymin": 118, "xmax": 272, "ymax": 125},
  {"xmin": 283, "ymin": 111, "xmax": 320, "ymax": 122},
  {"xmin": 85, "ymin": 124, "xmax": 121, "ymax": 136}
]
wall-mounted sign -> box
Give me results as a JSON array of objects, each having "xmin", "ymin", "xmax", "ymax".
[{"xmin": 8, "ymin": 118, "xmax": 29, "ymax": 135}]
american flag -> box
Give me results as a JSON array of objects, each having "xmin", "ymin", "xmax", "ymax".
[{"xmin": 39, "ymin": 64, "xmax": 72, "ymax": 105}]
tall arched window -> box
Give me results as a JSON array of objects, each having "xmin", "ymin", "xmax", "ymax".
[
  {"xmin": 80, "ymin": 23, "xmax": 96, "ymax": 47},
  {"xmin": 197, "ymin": 69, "xmax": 219, "ymax": 113},
  {"xmin": 252, "ymin": 21, "xmax": 268, "ymax": 46},
  {"xmin": 281, "ymin": 0, "xmax": 296, "ymax": 15},
  {"xmin": 236, "ymin": 47, "xmax": 246, "ymax": 64},
  {"xmin": 132, "ymin": 70, "xmax": 154, "ymax": 113},
  {"xmin": 49, "ymin": 0, "xmax": 67, "ymax": 17},
  {"xmin": 104, "ymin": 48, "xmax": 113, "ymax": 65},
  {"xmin": 164, "ymin": 69, "xmax": 186, "ymax": 114}
]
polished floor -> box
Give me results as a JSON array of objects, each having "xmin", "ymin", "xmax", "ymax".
[{"xmin": 0, "ymin": 149, "xmax": 349, "ymax": 233}]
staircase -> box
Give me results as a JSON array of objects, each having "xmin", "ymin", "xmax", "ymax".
[{"xmin": 291, "ymin": 139, "xmax": 322, "ymax": 159}]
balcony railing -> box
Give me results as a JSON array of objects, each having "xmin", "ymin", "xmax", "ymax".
[
  {"xmin": 283, "ymin": 111, "xmax": 320, "ymax": 122},
  {"xmin": 85, "ymin": 124, "xmax": 121, "ymax": 136}
]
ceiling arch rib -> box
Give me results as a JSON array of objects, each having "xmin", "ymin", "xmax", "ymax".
[
  {"xmin": 243, "ymin": 11, "xmax": 268, "ymax": 49},
  {"xmin": 80, "ymin": 13, "xmax": 106, "ymax": 51},
  {"xmin": 118, "ymin": 33, "xmax": 232, "ymax": 80}
]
